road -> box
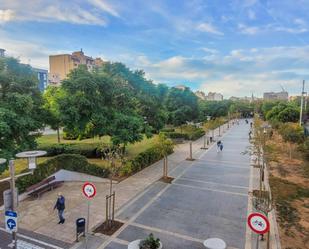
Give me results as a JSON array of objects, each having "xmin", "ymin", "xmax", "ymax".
[{"xmin": 0, "ymin": 224, "xmax": 71, "ymax": 249}]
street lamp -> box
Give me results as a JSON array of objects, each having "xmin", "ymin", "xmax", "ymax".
[{"xmin": 0, "ymin": 150, "xmax": 46, "ymax": 249}]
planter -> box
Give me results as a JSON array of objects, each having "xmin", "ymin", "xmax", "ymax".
[{"xmin": 128, "ymin": 239, "xmax": 163, "ymax": 249}]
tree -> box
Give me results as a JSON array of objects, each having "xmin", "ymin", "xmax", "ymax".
[
  {"xmin": 156, "ymin": 133, "xmax": 174, "ymax": 179},
  {"xmin": 279, "ymin": 123, "xmax": 305, "ymax": 159},
  {"xmin": 277, "ymin": 106, "xmax": 299, "ymax": 123},
  {"xmin": 0, "ymin": 57, "xmax": 45, "ymax": 158},
  {"xmin": 164, "ymin": 87, "xmax": 198, "ymax": 125},
  {"xmin": 43, "ymin": 86, "xmax": 63, "ymax": 143},
  {"xmin": 109, "ymin": 112, "xmax": 144, "ymax": 153}
]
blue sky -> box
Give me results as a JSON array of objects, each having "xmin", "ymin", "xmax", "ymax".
[{"xmin": 0, "ymin": 0, "xmax": 309, "ymax": 97}]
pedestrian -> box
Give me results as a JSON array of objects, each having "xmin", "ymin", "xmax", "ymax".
[
  {"xmin": 220, "ymin": 141, "xmax": 224, "ymax": 151},
  {"xmin": 54, "ymin": 193, "xmax": 65, "ymax": 224},
  {"xmin": 249, "ymin": 130, "xmax": 252, "ymax": 140},
  {"xmin": 217, "ymin": 140, "xmax": 222, "ymax": 152}
]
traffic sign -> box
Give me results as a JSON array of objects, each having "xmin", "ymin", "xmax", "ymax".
[
  {"xmin": 247, "ymin": 212, "xmax": 270, "ymax": 234},
  {"xmin": 5, "ymin": 210, "xmax": 18, "ymax": 233},
  {"xmin": 82, "ymin": 182, "xmax": 96, "ymax": 199}
]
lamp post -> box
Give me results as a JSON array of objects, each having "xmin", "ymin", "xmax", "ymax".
[{"xmin": 1, "ymin": 150, "xmax": 46, "ymax": 249}]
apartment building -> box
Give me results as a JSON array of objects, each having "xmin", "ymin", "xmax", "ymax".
[
  {"xmin": 33, "ymin": 68, "xmax": 48, "ymax": 92},
  {"xmin": 0, "ymin": 48, "xmax": 5, "ymax": 57},
  {"xmin": 49, "ymin": 49, "xmax": 104, "ymax": 85},
  {"xmin": 263, "ymin": 91, "xmax": 288, "ymax": 101},
  {"xmin": 206, "ymin": 92, "xmax": 223, "ymax": 101}
]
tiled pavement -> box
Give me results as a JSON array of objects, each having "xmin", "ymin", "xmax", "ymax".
[{"xmin": 75, "ymin": 120, "xmax": 252, "ymax": 249}]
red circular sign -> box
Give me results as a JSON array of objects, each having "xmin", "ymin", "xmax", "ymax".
[
  {"xmin": 247, "ymin": 213, "xmax": 270, "ymax": 234},
  {"xmin": 82, "ymin": 182, "xmax": 96, "ymax": 199}
]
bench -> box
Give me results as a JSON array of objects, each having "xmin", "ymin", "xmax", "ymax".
[{"xmin": 26, "ymin": 176, "xmax": 63, "ymax": 198}]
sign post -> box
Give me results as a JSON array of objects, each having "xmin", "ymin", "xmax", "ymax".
[
  {"xmin": 82, "ymin": 182, "xmax": 96, "ymax": 249},
  {"xmin": 247, "ymin": 212, "xmax": 270, "ymax": 249},
  {"xmin": 5, "ymin": 210, "xmax": 18, "ymax": 233}
]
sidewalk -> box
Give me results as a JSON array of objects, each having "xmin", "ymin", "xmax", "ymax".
[{"xmin": 0, "ymin": 125, "xmax": 227, "ymax": 243}]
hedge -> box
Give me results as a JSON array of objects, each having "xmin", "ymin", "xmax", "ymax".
[
  {"xmin": 38, "ymin": 143, "xmax": 102, "ymax": 158},
  {"xmin": 163, "ymin": 132, "xmax": 189, "ymax": 140},
  {"xmin": 16, "ymin": 154, "xmax": 110, "ymax": 193},
  {"xmin": 188, "ymin": 129, "xmax": 205, "ymax": 140},
  {"xmin": 160, "ymin": 128, "xmax": 175, "ymax": 132},
  {"xmin": 119, "ymin": 144, "xmax": 174, "ymax": 176},
  {"xmin": 162, "ymin": 128, "xmax": 205, "ymax": 141}
]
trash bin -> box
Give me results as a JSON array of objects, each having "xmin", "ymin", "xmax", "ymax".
[{"xmin": 76, "ymin": 218, "xmax": 86, "ymax": 242}]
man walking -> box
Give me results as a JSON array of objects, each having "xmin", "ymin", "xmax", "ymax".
[
  {"xmin": 217, "ymin": 140, "xmax": 223, "ymax": 152},
  {"xmin": 54, "ymin": 193, "xmax": 65, "ymax": 224}
]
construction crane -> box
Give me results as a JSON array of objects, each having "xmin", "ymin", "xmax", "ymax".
[{"xmin": 280, "ymin": 84, "xmax": 286, "ymax": 92}]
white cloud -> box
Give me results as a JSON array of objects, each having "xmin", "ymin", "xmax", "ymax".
[
  {"xmin": 128, "ymin": 45, "xmax": 309, "ymax": 97},
  {"xmin": 238, "ymin": 23, "xmax": 260, "ymax": 35},
  {"xmin": 196, "ymin": 23, "xmax": 224, "ymax": 35},
  {"xmin": 36, "ymin": 5, "xmax": 107, "ymax": 26},
  {"xmin": 201, "ymin": 47, "xmax": 219, "ymax": 54},
  {"xmin": 87, "ymin": 0, "xmax": 119, "ymax": 17},
  {"xmin": 0, "ymin": 1, "xmax": 115, "ymax": 26},
  {"xmin": 0, "ymin": 9, "xmax": 15, "ymax": 23}
]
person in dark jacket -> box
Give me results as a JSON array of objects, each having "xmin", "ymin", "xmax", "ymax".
[{"xmin": 54, "ymin": 193, "xmax": 65, "ymax": 224}]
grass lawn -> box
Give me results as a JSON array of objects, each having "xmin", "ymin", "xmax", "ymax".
[
  {"xmin": 125, "ymin": 135, "xmax": 158, "ymax": 159},
  {"xmin": 0, "ymin": 135, "xmax": 159, "ymax": 181},
  {"xmin": 36, "ymin": 133, "xmax": 158, "ymax": 160},
  {"xmin": 0, "ymin": 157, "xmax": 52, "ymax": 180},
  {"xmin": 36, "ymin": 134, "xmax": 110, "ymax": 145}
]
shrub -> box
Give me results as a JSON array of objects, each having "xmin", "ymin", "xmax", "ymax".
[
  {"xmin": 160, "ymin": 128, "xmax": 175, "ymax": 132},
  {"xmin": 119, "ymin": 144, "xmax": 173, "ymax": 177},
  {"xmin": 139, "ymin": 233, "xmax": 161, "ymax": 249},
  {"xmin": 163, "ymin": 132, "xmax": 189, "ymax": 140},
  {"xmin": 188, "ymin": 128, "xmax": 205, "ymax": 140},
  {"xmin": 38, "ymin": 143, "xmax": 100, "ymax": 158},
  {"xmin": 16, "ymin": 154, "xmax": 110, "ymax": 193}
]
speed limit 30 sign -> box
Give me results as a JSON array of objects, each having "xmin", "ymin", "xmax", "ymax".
[
  {"xmin": 247, "ymin": 212, "xmax": 270, "ymax": 234},
  {"xmin": 82, "ymin": 182, "xmax": 96, "ymax": 199}
]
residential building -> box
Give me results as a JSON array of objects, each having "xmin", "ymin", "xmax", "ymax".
[
  {"xmin": 0, "ymin": 48, "xmax": 5, "ymax": 57},
  {"xmin": 195, "ymin": 90, "xmax": 206, "ymax": 100},
  {"xmin": 263, "ymin": 91, "xmax": 288, "ymax": 101},
  {"xmin": 33, "ymin": 68, "xmax": 48, "ymax": 92},
  {"xmin": 49, "ymin": 49, "xmax": 104, "ymax": 85},
  {"xmin": 206, "ymin": 92, "xmax": 223, "ymax": 101},
  {"xmin": 174, "ymin": 85, "xmax": 188, "ymax": 91}
]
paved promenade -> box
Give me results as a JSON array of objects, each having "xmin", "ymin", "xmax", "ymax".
[
  {"xmin": 0, "ymin": 124, "xmax": 228, "ymax": 244},
  {"xmin": 95, "ymin": 121, "xmax": 252, "ymax": 249}
]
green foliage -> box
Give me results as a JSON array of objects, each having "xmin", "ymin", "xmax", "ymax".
[
  {"xmin": 162, "ymin": 125, "xmax": 205, "ymax": 141},
  {"xmin": 139, "ymin": 233, "xmax": 161, "ymax": 249},
  {"xmin": 0, "ymin": 57, "xmax": 45, "ymax": 158},
  {"xmin": 278, "ymin": 123, "xmax": 305, "ymax": 144},
  {"xmin": 160, "ymin": 128, "xmax": 175, "ymax": 132},
  {"xmin": 300, "ymin": 139, "xmax": 309, "ymax": 161},
  {"xmin": 164, "ymin": 87, "xmax": 198, "ymax": 125},
  {"xmin": 38, "ymin": 143, "xmax": 101, "ymax": 158},
  {"xmin": 264, "ymin": 102, "xmax": 300, "ymax": 123},
  {"xmin": 119, "ymin": 142, "xmax": 173, "ymax": 176},
  {"xmin": 16, "ymin": 154, "xmax": 110, "ymax": 193},
  {"xmin": 163, "ymin": 132, "xmax": 189, "ymax": 140},
  {"xmin": 42, "ymin": 86, "xmax": 63, "ymax": 142},
  {"xmin": 110, "ymin": 112, "xmax": 144, "ymax": 146}
]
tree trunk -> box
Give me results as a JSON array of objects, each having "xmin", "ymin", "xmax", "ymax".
[
  {"xmin": 289, "ymin": 143, "xmax": 292, "ymax": 159},
  {"xmin": 57, "ymin": 127, "xmax": 60, "ymax": 143},
  {"xmin": 163, "ymin": 156, "xmax": 168, "ymax": 178},
  {"xmin": 122, "ymin": 145, "xmax": 126, "ymax": 155}
]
